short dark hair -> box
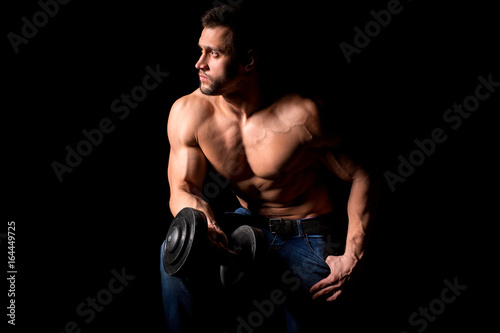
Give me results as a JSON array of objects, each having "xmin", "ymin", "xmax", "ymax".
[{"xmin": 201, "ymin": 5, "xmax": 259, "ymax": 62}]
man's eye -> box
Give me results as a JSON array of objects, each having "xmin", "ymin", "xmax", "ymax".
[{"xmin": 211, "ymin": 51, "xmax": 219, "ymax": 57}]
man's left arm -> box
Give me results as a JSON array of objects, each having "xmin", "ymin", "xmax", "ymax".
[{"xmin": 310, "ymin": 150, "xmax": 378, "ymax": 301}]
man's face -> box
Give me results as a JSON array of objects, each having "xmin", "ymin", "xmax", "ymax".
[{"xmin": 196, "ymin": 27, "xmax": 241, "ymax": 96}]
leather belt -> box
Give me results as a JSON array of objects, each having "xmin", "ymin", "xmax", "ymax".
[{"xmin": 265, "ymin": 213, "xmax": 335, "ymax": 236}]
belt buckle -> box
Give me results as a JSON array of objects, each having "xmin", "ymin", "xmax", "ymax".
[{"xmin": 268, "ymin": 218, "xmax": 282, "ymax": 234}]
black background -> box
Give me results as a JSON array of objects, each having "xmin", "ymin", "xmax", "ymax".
[{"xmin": 4, "ymin": 0, "xmax": 498, "ymax": 332}]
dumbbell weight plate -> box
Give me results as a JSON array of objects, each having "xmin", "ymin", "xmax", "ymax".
[
  {"xmin": 163, "ymin": 208, "xmax": 208, "ymax": 276},
  {"xmin": 220, "ymin": 225, "xmax": 265, "ymax": 287}
]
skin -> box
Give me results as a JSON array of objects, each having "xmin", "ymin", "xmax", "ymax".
[{"xmin": 167, "ymin": 26, "xmax": 377, "ymax": 301}]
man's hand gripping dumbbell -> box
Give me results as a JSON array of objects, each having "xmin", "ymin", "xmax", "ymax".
[{"xmin": 162, "ymin": 207, "xmax": 265, "ymax": 287}]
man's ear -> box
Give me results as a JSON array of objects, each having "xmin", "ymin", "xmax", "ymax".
[{"xmin": 244, "ymin": 49, "xmax": 258, "ymax": 71}]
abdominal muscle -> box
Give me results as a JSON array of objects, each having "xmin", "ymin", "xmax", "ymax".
[{"xmin": 231, "ymin": 164, "xmax": 334, "ymax": 219}]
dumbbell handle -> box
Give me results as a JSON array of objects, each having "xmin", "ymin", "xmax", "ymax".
[{"xmin": 207, "ymin": 240, "xmax": 243, "ymax": 266}]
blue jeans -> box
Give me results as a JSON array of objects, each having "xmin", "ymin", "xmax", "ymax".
[{"xmin": 160, "ymin": 208, "xmax": 339, "ymax": 333}]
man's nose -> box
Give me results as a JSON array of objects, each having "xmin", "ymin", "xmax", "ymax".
[{"xmin": 195, "ymin": 55, "xmax": 208, "ymax": 70}]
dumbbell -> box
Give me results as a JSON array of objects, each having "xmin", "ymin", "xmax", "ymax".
[{"xmin": 162, "ymin": 207, "xmax": 265, "ymax": 287}]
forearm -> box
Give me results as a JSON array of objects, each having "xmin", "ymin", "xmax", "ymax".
[
  {"xmin": 169, "ymin": 186, "xmax": 228, "ymax": 245},
  {"xmin": 344, "ymin": 172, "xmax": 377, "ymax": 261},
  {"xmin": 169, "ymin": 187, "xmax": 216, "ymax": 224}
]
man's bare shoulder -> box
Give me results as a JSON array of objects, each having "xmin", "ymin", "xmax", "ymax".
[
  {"xmin": 272, "ymin": 93, "xmax": 321, "ymax": 129},
  {"xmin": 274, "ymin": 93, "xmax": 321, "ymax": 118},
  {"xmin": 170, "ymin": 89, "xmax": 215, "ymax": 120},
  {"xmin": 274, "ymin": 93, "xmax": 340, "ymax": 147},
  {"xmin": 167, "ymin": 89, "xmax": 215, "ymax": 144}
]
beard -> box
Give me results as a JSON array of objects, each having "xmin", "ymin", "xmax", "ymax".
[
  {"xmin": 199, "ymin": 75, "xmax": 226, "ymax": 96},
  {"xmin": 199, "ymin": 59, "xmax": 240, "ymax": 96}
]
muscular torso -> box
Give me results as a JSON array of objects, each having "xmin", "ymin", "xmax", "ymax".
[{"xmin": 191, "ymin": 90, "xmax": 333, "ymax": 218}]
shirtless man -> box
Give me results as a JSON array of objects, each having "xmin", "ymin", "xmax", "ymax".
[{"xmin": 161, "ymin": 5, "xmax": 376, "ymax": 333}]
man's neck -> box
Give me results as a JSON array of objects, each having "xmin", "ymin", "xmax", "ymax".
[{"xmin": 219, "ymin": 79, "xmax": 264, "ymax": 121}]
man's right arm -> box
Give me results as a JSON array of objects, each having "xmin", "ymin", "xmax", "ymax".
[{"xmin": 167, "ymin": 97, "xmax": 227, "ymax": 244}]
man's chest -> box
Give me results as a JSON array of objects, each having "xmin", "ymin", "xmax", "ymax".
[{"xmin": 198, "ymin": 119, "xmax": 313, "ymax": 180}]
